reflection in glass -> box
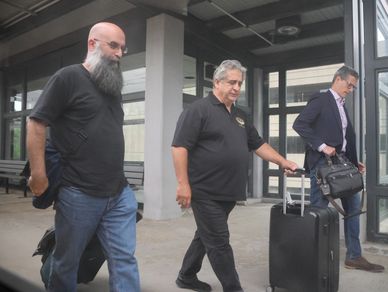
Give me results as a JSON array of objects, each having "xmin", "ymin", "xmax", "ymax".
[
  {"xmin": 203, "ymin": 86, "xmax": 212, "ymax": 98},
  {"xmin": 119, "ymin": 52, "xmax": 146, "ymax": 162},
  {"xmin": 286, "ymin": 176, "xmax": 310, "ymax": 200},
  {"xmin": 378, "ymin": 72, "xmax": 388, "ymax": 185},
  {"xmin": 123, "ymin": 124, "xmax": 144, "ymax": 162},
  {"xmin": 286, "ymin": 113, "xmax": 311, "ymax": 197},
  {"xmin": 286, "ymin": 64, "xmax": 342, "ymax": 107},
  {"xmin": 269, "ymin": 72, "xmax": 279, "ymax": 108},
  {"xmin": 121, "ymin": 52, "xmax": 146, "ymax": 96},
  {"xmin": 286, "ymin": 114, "xmax": 306, "ymax": 168},
  {"xmin": 122, "ymin": 67, "xmax": 146, "ymax": 95},
  {"xmin": 123, "ymin": 101, "xmax": 145, "ymax": 120},
  {"xmin": 7, "ymin": 85, "xmax": 23, "ymax": 112},
  {"xmin": 5, "ymin": 118, "xmax": 22, "ymax": 160},
  {"xmin": 377, "ymin": 0, "xmax": 388, "ymax": 57},
  {"xmin": 379, "ymin": 198, "xmax": 388, "ymax": 234},
  {"xmin": 123, "ymin": 101, "xmax": 145, "ymax": 162},
  {"xmin": 236, "ymin": 80, "xmax": 247, "ymax": 107},
  {"xmin": 183, "ymin": 55, "xmax": 196, "ymax": 96},
  {"xmin": 27, "ymin": 76, "xmax": 50, "ymax": 109},
  {"xmin": 269, "ymin": 176, "xmax": 279, "ymax": 194},
  {"xmin": 204, "ymin": 62, "xmax": 216, "ymax": 82},
  {"xmin": 269, "ymin": 115, "xmax": 279, "ymax": 169}
]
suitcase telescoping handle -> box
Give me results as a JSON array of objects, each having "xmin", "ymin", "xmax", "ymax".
[{"xmin": 283, "ymin": 168, "xmax": 306, "ymax": 216}]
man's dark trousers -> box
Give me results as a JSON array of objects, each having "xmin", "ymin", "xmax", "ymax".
[{"xmin": 178, "ymin": 198, "xmax": 243, "ymax": 292}]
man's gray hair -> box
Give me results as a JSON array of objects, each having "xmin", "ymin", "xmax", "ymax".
[
  {"xmin": 213, "ymin": 60, "xmax": 247, "ymax": 82},
  {"xmin": 332, "ymin": 65, "xmax": 359, "ymax": 84}
]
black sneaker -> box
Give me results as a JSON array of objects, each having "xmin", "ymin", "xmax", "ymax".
[{"xmin": 175, "ymin": 276, "xmax": 212, "ymax": 292}]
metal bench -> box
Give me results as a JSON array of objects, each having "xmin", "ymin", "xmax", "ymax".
[
  {"xmin": 123, "ymin": 162, "xmax": 144, "ymax": 191},
  {"xmin": 0, "ymin": 160, "xmax": 28, "ymax": 197},
  {"xmin": 123, "ymin": 161, "xmax": 144, "ymax": 210}
]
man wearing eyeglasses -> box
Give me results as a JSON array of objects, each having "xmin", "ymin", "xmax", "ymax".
[
  {"xmin": 293, "ymin": 65, "xmax": 385, "ymax": 273},
  {"xmin": 27, "ymin": 22, "xmax": 140, "ymax": 291}
]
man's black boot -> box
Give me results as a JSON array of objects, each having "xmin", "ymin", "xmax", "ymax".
[{"xmin": 175, "ymin": 275, "xmax": 212, "ymax": 292}]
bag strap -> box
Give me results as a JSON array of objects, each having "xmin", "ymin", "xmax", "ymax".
[
  {"xmin": 327, "ymin": 189, "xmax": 366, "ymax": 220},
  {"xmin": 324, "ymin": 154, "xmax": 333, "ymax": 166}
]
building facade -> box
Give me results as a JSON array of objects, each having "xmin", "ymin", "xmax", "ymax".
[{"xmin": 0, "ymin": 0, "xmax": 387, "ymax": 243}]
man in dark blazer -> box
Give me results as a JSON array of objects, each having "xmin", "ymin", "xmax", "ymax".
[{"xmin": 293, "ymin": 65, "xmax": 384, "ymax": 272}]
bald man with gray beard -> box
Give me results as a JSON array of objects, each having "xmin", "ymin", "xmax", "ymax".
[{"xmin": 27, "ymin": 22, "xmax": 140, "ymax": 292}]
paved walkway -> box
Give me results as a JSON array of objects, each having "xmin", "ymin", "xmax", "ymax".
[{"xmin": 0, "ymin": 191, "xmax": 388, "ymax": 292}]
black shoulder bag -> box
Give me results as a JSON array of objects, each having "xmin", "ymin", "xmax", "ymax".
[
  {"xmin": 22, "ymin": 140, "xmax": 62, "ymax": 209},
  {"xmin": 316, "ymin": 153, "xmax": 365, "ymax": 218}
]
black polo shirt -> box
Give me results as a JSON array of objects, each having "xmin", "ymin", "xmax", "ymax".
[{"xmin": 172, "ymin": 92, "xmax": 265, "ymax": 201}]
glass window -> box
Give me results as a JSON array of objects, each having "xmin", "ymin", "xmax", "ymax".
[
  {"xmin": 123, "ymin": 123, "xmax": 145, "ymax": 162},
  {"xmin": 378, "ymin": 72, "xmax": 388, "ymax": 185},
  {"xmin": 6, "ymin": 70, "xmax": 24, "ymax": 112},
  {"xmin": 204, "ymin": 62, "xmax": 216, "ymax": 82},
  {"xmin": 123, "ymin": 100, "xmax": 145, "ymax": 120},
  {"xmin": 7, "ymin": 85, "xmax": 23, "ymax": 112},
  {"xmin": 5, "ymin": 118, "xmax": 22, "ymax": 160},
  {"xmin": 286, "ymin": 64, "xmax": 341, "ymax": 107},
  {"xmin": 377, "ymin": 0, "xmax": 388, "ymax": 57},
  {"xmin": 269, "ymin": 115, "xmax": 279, "ymax": 170},
  {"xmin": 26, "ymin": 76, "xmax": 50, "ymax": 110},
  {"xmin": 122, "ymin": 67, "xmax": 146, "ymax": 97},
  {"xmin": 236, "ymin": 80, "xmax": 247, "ymax": 107},
  {"xmin": 269, "ymin": 72, "xmax": 279, "ymax": 108},
  {"xmin": 183, "ymin": 55, "xmax": 196, "ymax": 96},
  {"xmin": 268, "ymin": 176, "xmax": 279, "ymax": 194},
  {"xmin": 120, "ymin": 52, "xmax": 146, "ymax": 162},
  {"xmin": 121, "ymin": 52, "xmax": 146, "ymax": 97},
  {"xmin": 123, "ymin": 101, "xmax": 145, "ymax": 162},
  {"xmin": 378, "ymin": 198, "xmax": 388, "ymax": 234},
  {"xmin": 203, "ymin": 86, "xmax": 212, "ymax": 98},
  {"xmin": 286, "ymin": 114, "xmax": 306, "ymax": 168},
  {"xmin": 286, "ymin": 176, "xmax": 310, "ymax": 199},
  {"xmin": 264, "ymin": 63, "xmax": 344, "ymax": 199}
]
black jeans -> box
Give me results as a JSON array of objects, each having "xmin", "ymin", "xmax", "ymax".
[{"xmin": 179, "ymin": 199, "xmax": 243, "ymax": 292}]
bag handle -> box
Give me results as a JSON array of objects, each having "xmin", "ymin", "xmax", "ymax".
[
  {"xmin": 326, "ymin": 190, "xmax": 366, "ymax": 220},
  {"xmin": 282, "ymin": 168, "xmax": 306, "ymax": 216},
  {"xmin": 325, "ymin": 153, "xmax": 352, "ymax": 166},
  {"xmin": 324, "ymin": 154, "xmax": 333, "ymax": 166}
]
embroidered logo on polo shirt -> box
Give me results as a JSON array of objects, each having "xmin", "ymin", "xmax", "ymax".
[{"xmin": 235, "ymin": 117, "xmax": 245, "ymax": 128}]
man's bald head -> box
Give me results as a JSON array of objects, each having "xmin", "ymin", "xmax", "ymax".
[
  {"xmin": 85, "ymin": 22, "xmax": 126, "ymax": 61},
  {"xmin": 88, "ymin": 22, "xmax": 125, "ymax": 42}
]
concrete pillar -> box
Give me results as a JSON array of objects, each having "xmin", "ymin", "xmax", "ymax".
[{"xmin": 143, "ymin": 14, "xmax": 184, "ymax": 220}]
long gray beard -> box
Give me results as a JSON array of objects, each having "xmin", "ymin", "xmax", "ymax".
[{"xmin": 86, "ymin": 48, "xmax": 123, "ymax": 98}]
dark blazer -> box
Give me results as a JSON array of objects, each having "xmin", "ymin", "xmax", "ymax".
[{"xmin": 293, "ymin": 90, "xmax": 358, "ymax": 172}]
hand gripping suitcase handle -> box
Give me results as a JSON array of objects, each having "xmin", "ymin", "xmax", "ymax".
[{"xmin": 283, "ymin": 168, "xmax": 306, "ymax": 216}]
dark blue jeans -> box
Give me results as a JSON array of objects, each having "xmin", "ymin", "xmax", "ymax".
[
  {"xmin": 48, "ymin": 185, "xmax": 140, "ymax": 292},
  {"xmin": 310, "ymin": 157, "xmax": 362, "ymax": 260},
  {"xmin": 179, "ymin": 199, "xmax": 243, "ymax": 292}
]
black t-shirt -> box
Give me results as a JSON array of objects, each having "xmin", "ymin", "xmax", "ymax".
[
  {"xmin": 172, "ymin": 92, "xmax": 265, "ymax": 201},
  {"xmin": 30, "ymin": 64, "xmax": 127, "ymax": 197}
]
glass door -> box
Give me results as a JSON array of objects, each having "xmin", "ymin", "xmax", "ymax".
[{"xmin": 364, "ymin": 0, "xmax": 388, "ymax": 243}]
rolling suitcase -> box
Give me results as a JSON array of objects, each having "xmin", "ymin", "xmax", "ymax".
[{"xmin": 268, "ymin": 171, "xmax": 339, "ymax": 292}]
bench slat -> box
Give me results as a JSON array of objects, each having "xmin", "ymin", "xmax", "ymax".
[{"xmin": 123, "ymin": 162, "xmax": 144, "ymax": 188}]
